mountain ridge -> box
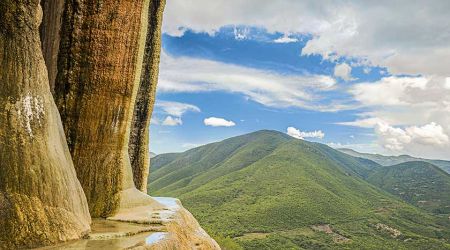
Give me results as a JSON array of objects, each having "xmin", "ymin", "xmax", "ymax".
[
  {"xmin": 149, "ymin": 130, "xmax": 450, "ymax": 249},
  {"xmin": 367, "ymin": 161, "xmax": 450, "ymax": 214},
  {"xmin": 338, "ymin": 148, "xmax": 450, "ymax": 173}
]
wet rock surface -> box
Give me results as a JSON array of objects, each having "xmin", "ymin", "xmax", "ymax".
[{"xmin": 41, "ymin": 198, "xmax": 220, "ymax": 250}]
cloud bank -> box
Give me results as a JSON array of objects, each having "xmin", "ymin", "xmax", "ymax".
[
  {"xmin": 342, "ymin": 76, "xmax": 450, "ymax": 159},
  {"xmin": 287, "ymin": 127, "xmax": 325, "ymax": 140},
  {"xmin": 164, "ymin": 0, "xmax": 450, "ymax": 77},
  {"xmin": 158, "ymin": 51, "xmax": 349, "ymax": 111}
]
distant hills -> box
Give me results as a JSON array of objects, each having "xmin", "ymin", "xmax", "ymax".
[
  {"xmin": 367, "ymin": 161, "xmax": 450, "ymax": 214},
  {"xmin": 148, "ymin": 130, "xmax": 450, "ymax": 249},
  {"xmin": 338, "ymin": 148, "xmax": 450, "ymax": 214},
  {"xmin": 338, "ymin": 148, "xmax": 450, "ymax": 174}
]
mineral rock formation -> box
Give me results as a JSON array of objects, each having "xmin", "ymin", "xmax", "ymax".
[
  {"xmin": 0, "ymin": 0, "xmax": 91, "ymax": 248},
  {"xmin": 129, "ymin": 0, "xmax": 165, "ymax": 193},
  {"xmin": 44, "ymin": 198, "xmax": 221, "ymax": 250},
  {"xmin": 39, "ymin": 0, "xmax": 65, "ymax": 94},
  {"xmin": 54, "ymin": 0, "xmax": 164, "ymax": 217}
]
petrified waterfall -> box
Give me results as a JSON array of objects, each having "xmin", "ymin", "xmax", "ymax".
[
  {"xmin": 129, "ymin": 0, "xmax": 166, "ymax": 193},
  {"xmin": 52, "ymin": 0, "xmax": 164, "ymax": 217},
  {"xmin": 1, "ymin": 0, "xmax": 220, "ymax": 248},
  {"xmin": 0, "ymin": 0, "xmax": 91, "ymax": 248}
]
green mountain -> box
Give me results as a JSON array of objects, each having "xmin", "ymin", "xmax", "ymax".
[
  {"xmin": 338, "ymin": 148, "xmax": 450, "ymax": 174},
  {"xmin": 368, "ymin": 161, "xmax": 450, "ymax": 214},
  {"xmin": 148, "ymin": 130, "xmax": 450, "ymax": 249}
]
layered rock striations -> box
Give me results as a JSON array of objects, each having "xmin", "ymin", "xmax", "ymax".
[
  {"xmin": 129, "ymin": 0, "xmax": 166, "ymax": 193},
  {"xmin": 0, "ymin": 0, "xmax": 91, "ymax": 248},
  {"xmin": 1, "ymin": 0, "xmax": 220, "ymax": 249},
  {"xmin": 53, "ymin": 0, "xmax": 162, "ymax": 218},
  {"xmin": 39, "ymin": 0, "xmax": 65, "ymax": 94}
]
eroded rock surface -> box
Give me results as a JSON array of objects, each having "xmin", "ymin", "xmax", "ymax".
[
  {"xmin": 41, "ymin": 198, "xmax": 220, "ymax": 250},
  {"xmin": 39, "ymin": 0, "xmax": 65, "ymax": 93},
  {"xmin": 129, "ymin": 0, "xmax": 165, "ymax": 193},
  {"xmin": 1, "ymin": 0, "xmax": 218, "ymax": 249},
  {"xmin": 0, "ymin": 0, "xmax": 91, "ymax": 248},
  {"xmin": 54, "ymin": 0, "xmax": 163, "ymax": 217}
]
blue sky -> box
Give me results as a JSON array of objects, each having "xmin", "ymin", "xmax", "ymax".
[
  {"xmin": 150, "ymin": 1, "xmax": 450, "ymax": 160},
  {"xmin": 151, "ymin": 28, "xmax": 380, "ymax": 153}
]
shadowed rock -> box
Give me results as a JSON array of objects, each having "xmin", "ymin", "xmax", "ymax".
[
  {"xmin": 53, "ymin": 0, "xmax": 164, "ymax": 217},
  {"xmin": 0, "ymin": 0, "xmax": 91, "ymax": 248},
  {"xmin": 129, "ymin": 0, "xmax": 166, "ymax": 193},
  {"xmin": 39, "ymin": 0, "xmax": 64, "ymax": 94}
]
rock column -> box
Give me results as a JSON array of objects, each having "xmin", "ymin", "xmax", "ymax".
[{"xmin": 0, "ymin": 0, "xmax": 91, "ymax": 248}]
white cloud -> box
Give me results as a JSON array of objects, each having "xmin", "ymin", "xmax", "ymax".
[
  {"xmin": 340, "ymin": 76, "xmax": 450, "ymax": 159},
  {"xmin": 163, "ymin": 0, "xmax": 450, "ymax": 77},
  {"xmin": 162, "ymin": 116, "xmax": 183, "ymax": 126},
  {"xmin": 337, "ymin": 117, "xmax": 387, "ymax": 128},
  {"xmin": 375, "ymin": 121, "xmax": 448, "ymax": 151},
  {"xmin": 150, "ymin": 117, "xmax": 160, "ymax": 125},
  {"xmin": 287, "ymin": 127, "xmax": 325, "ymax": 140},
  {"xmin": 405, "ymin": 123, "xmax": 449, "ymax": 146},
  {"xmin": 156, "ymin": 101, "xmax": 200, "ymax": 117},
  {"xmin": 162, "ymin": 1, "xmax": 450, "ymax": 159},
  {"xmin": 363, "ymin": 67, "xmax": 371, "ymax": 74},
  {"xmin": 445, "ymin": 77, "xmax": 450, "ymax": 90},
  {"xmin": 159, "ymin": 51, "xmax": 349, "ymax": 111},
  {"xmin": 204, "ymin": 117, "xmax": 236, "ymax": 127},
  {"xmin": 233, "ymin": 26, "xmax": 251, "ymax": 40},
  {"xmin": 153, "ymin": 101, "xmax": 200, "ymax": 126},
  {"xmin": 334, "ymin": 63, "xmax": 353, "ymax": 81},
  {"xmin": 350, "ymin": 76, "xmax": 429, "ymax": 106},
  {"xmin": 273, "ymin": 35, "xmax": 298, "ymax": 43}
]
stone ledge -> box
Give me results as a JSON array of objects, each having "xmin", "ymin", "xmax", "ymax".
[{"xmin": 39, "ymin": 197, "xmax": 220, "ymax": 250}]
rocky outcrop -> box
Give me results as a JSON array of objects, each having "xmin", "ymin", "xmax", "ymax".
[
  {"xmin": 53, "ymin": 0, "xmax": 163, "ymax": 218},
  {"xmin": 129, "ymin": 0, "xmax": 165, "ymax": 193},
  {"xmin": 0, "ymin": 0, "xmax": 91, "ymax": 248},
  {"xmin": 43, "ymin": 198, "xmax": 220, "ymax": 250}
]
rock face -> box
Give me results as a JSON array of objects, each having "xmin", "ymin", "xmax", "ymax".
[
  {"xmin": 0, "ymin": 0, "xmax": 91, "ymax": 248},
  {"xmin": 53, "ymin": 0, "xmax": 163, "ymax": 218},
  {"xmin": 39, "ymin": 0, "xmax": 64, "ymax": 94},
  {"xmin": 129, "ymin": 0, "xmax": 165, "ymax": 193},
  {"xmin": 1, "ymin": 0, "xmax": 220, "ymax": 249}
]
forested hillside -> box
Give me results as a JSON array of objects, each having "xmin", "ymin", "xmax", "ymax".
[{"xmin": 149, "ymin": 130, "xmax": 450, "ymax": 249}]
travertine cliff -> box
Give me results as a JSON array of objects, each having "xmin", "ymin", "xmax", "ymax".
[
  {"xmin": 53, "ymin": 0, "xmax": 163, "ymax": 218},
  {"xmin": 129, "ymin": 0, "xmax": 165, "ymax": 193},
  {"xmin": 0, "ymin": 0, "xmax": 91, "ymax": 248},
  {"xmin": 1, "ymin": 0, "xmax": 219, "ymax": 249},
  {"xmin": 39, "ymin": 0, "xmax": 64, "ymax": 94}
]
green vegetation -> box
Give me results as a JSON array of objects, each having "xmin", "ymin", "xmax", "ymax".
[
  {"xmin": 368, "ymin": 161, "xmax": 450, "ymax": 214},
  {"xmin": 338, "ymin": 148, "xmax": 450, "ymax": 174},
  {"xmin": 149, "ymin": 130, "xmax": 450, "ymax": 249}
]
